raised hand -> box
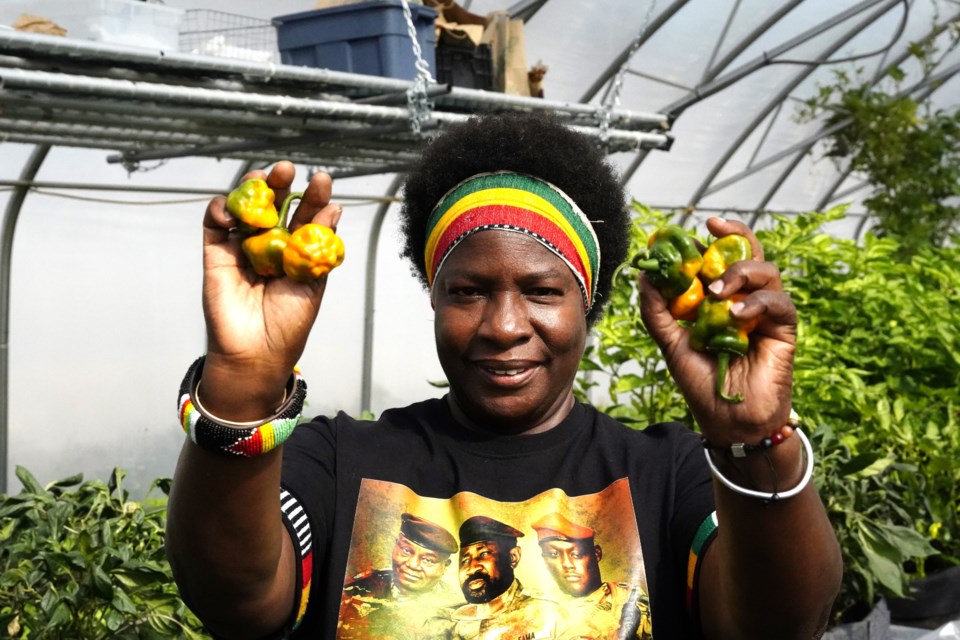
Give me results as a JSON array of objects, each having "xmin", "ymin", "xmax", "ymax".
[
  {"xmin": 639, "ymin": 217, "xmax": 796, "ymax": 443},
  {"xmin": 199, "ymin": 162, "xmax": 343, "ymax": 421}
]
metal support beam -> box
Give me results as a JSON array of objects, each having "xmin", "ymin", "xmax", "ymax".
[
  {"xmin": 580, "ymin": 0, "xmax": 691, "ymax": 104},
  {"xmin": 665, "ymin": 0, "xmax": 891, "ymax": 118},
  {"xmin": 755, "ymin": 10, "xmax": 960, "ymax": 214},
  {"xmin": 106, "ymin": 122, "xmax": 428, "ymax": 164},
  {"xmin": 618, "ymin": 0, "xmax": 808, "ymax": 185},
  {"xmin": 681, "ymin": 0, "xmax": 903, "ymax": 222},
  {"xmin": 1, "ymin": 144, "xmax": 50, "ymax": 494},
  {"xmin": 361, "ymin": 174, "xmax": 406, "ymax": 415}
]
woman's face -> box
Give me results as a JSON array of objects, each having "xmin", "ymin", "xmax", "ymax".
[{"xmin": 431, "ymin": 230, "xmax": 588, "ymax": 434}]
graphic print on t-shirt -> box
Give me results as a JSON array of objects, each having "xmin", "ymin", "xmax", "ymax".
[{"xmin": 337, "ymin": 477, "xmax": 652, "ymax": 639}]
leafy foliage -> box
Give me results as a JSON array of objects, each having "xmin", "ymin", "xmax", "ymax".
[
  {"xmin": 581, "ymin": 203, "xmax": 960, "ymax": 622},
  {"xmin": 799, "ymin": 33, "xmax": 960, "ymax": 252},
  {"xmin": 0, "ymin": 467, "xmax": 209, "ymax": 639},
  {"xmin": 575, "ymin": 204, "xmax": 692, "ymax": 428}
]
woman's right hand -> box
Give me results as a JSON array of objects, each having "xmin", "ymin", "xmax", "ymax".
[{"xmin": 198, "ymin": 161, "xmax": 342, "ymax": 421}]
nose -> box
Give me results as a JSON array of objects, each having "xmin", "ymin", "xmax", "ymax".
[
  {"xmin": 478, "ymin": 292, "xmax": 531, "ymax": 346},
  {"xmin": 560, "ymin": 551, "xmax": 575, "ymax": 570}
]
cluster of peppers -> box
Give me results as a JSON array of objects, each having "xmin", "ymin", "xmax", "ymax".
[
  {"xmin": 225, "ymin": 178, "xmax": 345, "ymax": 282},
  {"xmin": 634, "ymin": 226, "xmax": 756, "ymax": 403}
]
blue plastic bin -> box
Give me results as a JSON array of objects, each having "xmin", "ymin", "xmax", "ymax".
[{"xmin": 272, "ymin": 1, "xmax": 437, "ymax": 80}]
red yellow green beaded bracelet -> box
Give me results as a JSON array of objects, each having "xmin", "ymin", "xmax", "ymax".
[{"xmin": 177, "ymin": 356, "xmax": 306, "ymax": 457}]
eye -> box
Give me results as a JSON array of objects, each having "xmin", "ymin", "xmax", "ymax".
[{"xmin": 528, "ymin": 287, "xmax": 563, "ymax": 297}]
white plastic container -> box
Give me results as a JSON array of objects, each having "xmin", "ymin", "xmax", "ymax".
[{"xmin": 0, "ymin": 0, "xmax": 184, "ymax": 51}]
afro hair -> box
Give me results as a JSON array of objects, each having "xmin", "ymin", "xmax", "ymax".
[{"xmin": 398, "ymin": 111, "xmax": 630, "ymax": 326}]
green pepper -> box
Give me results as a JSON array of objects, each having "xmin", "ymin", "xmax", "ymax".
[
  {"xmin": 226, "ymin": 178, "xmax": 279, "ymax": 229},
  {"xmin": 689, "ymin": 293, "xmax": 758, "ymax": 403},
  {"xmin": 633, "ymin": 225, "xmax": 704, "ymax": 299},
  {"xmin": 282, "ymin": 223, "xmax": 345, "ymax": 282},
  {"xmin": 700, "ymin": 234, "xmax": 751, "ymax": 283}
]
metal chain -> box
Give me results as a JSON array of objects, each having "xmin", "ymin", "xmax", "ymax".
[
  {"xmin": 597, "ymin": 0, "xmax": 658, "ymax": 142},
  {"xmin": 400, "ymin": 0, "xmax": 435, "ymax": 135}
]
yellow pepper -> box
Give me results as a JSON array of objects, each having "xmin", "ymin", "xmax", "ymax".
[
  {"xmin": 242, "ymin": 227, "xmax": 291, "ymax": 278},
  {"xmin": 226, "ymin": 178, "xmax": 279, "ymax": 229},
  {"xmin": 699, "ymin": 234, "xmax": 752, "ymax": 283},
  {"xmin": 282, "ymin": 224, "xmax": 345, "ymax": 282}
]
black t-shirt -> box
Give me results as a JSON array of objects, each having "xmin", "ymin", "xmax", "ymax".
[{"xmin": 279, "ymin": 397, "xmax": 716, "ymax": 639}]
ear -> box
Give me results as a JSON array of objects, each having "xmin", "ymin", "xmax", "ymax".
[
  {"xmin": 509, "ymin": 546, "xmax": 522, "ymax": 569},
  {"xmin": 594, "ymin": 544, "xmax": 603, "ymax": 563}
]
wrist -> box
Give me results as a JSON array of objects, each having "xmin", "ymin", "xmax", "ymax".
[{"xmin": 198, "ymin": 353, "xmax": 292, "ymax": 423}]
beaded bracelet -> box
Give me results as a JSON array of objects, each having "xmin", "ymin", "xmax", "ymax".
[
  {"xmin": 177, "ymin": 356, "xmax": 307, "ymax": 457},
  {"xmin": 703, "ymin": 428, "xmax": 814, "ymax": 503},
  {"xmin": 700, "ymin": 409, "xmax": 800, "ymax": 458}
]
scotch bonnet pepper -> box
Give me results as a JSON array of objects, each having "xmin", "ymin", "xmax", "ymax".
[
  {"xmin": 226, "ymin": 178, "xmax": 279, "ymax": 229},
  {"xmin": 283, "ymin": 223, "xmax": 345, "ymax": 282},
  {"xmin": 240, "ymin": 192, "xmax": 302, "ymax": 278},
  {"xmin": 699, "ymin": 234, "xmax": 752, "ymax": 283},
  {"xmin": 633, "ymin": 225, "xmax": 704, "ymax": 300},
  {"xmin": 229, "ymin": 181, "xmax": 346, "ymax": 282},
  {"xmin": 688, "ymin": 293, "xmax": 758, "ymax": 403}
]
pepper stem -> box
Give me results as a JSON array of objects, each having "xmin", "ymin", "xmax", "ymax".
[
  {"xmin": 632, "ymin": 258, "xmax": 660, "ymax": 271},
  {"xmin": 715, "ymin": 351, "xmax": 744, "ymax": 403},
  {"xmin": 278, "ymin": 191, "xmax": 304, "ymax": 229}
]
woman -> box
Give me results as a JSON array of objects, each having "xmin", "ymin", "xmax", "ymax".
[{"xmin": 166, "ymin": 112, "xmax": 842, "ymax": 639}]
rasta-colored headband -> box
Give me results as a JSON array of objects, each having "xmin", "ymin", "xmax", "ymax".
[{"xmin": 424, "ymin": 171, "xmax": 601, "ymax": 312}]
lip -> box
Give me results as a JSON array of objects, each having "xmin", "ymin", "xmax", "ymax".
[{"xmin": 473, "ymin": 359, "xmax": 538, "ymax": 387}]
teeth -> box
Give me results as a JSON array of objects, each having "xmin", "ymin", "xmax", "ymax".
[{"xmin": 491, "ymin": 368, "xmax": 524, "ymax": 376}]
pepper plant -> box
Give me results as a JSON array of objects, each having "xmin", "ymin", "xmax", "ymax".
[
  {"xmin": 579, "ymin": 202, "xmax": 960, "ymax": 623},
  {"xmin": 0, "ymin": 466, "xmax": 209, "ymax": 639}
]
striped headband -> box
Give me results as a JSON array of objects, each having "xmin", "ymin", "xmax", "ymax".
[{"xmin": 424, "ymin": 171, "xmax": 601, "ymax": 312}]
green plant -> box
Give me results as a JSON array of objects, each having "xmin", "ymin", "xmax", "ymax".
[
  {"xmin": 0, "ymin": 467, "xmax": 209, "ymax": 639},
  {"xmin": 575, "ymin": 204, "xmax": 692, "ymax": 428},
  {"xmin": 799, "ymin": 30, "xmax": 960, "ymax": 252},
  {"xmin": 581, "ymin": 203, "xmax": 960, "ymax": 622}
]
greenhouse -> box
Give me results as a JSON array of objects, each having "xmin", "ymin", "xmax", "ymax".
[{"xmin": 1, "ymin": 0, "xmax": 958, "ymax": 637}]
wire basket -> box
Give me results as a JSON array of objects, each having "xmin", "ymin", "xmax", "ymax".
[{"xmin": 179, "ymin": 10, "xmax": 278, "ymax": 63}]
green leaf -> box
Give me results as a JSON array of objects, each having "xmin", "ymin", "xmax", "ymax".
[
  {"xmin": 837, "ymin": 453, "xmax": 893, "ymax": 478},
  {"xmin": 14, "ymin": 466, "xmax": 44, "ymax": 495}
]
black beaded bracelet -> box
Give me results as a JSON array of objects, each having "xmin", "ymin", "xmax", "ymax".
[{"xmin": 177, "ymin": 356, "xmax": 306, "ymax": 457}]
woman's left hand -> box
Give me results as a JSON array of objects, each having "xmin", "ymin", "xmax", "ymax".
[{"xmin": 639, "ymin": 217, "xmax": 796, "ymax": 443}]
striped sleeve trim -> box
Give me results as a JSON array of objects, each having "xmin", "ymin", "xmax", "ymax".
[
  {"xmin": 685, "ymin": 510, "xmax": 718, "ymax": 614},
  {"xmin": 280, "ymin": 488, "xmax": 313, "ymax": 630}
]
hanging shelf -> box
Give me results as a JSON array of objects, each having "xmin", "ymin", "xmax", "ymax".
[{"xmin": 0, "ymin": 30, "xmax": 673, "ymax": 176}]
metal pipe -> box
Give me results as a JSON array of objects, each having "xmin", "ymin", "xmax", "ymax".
[
  {"xmin": 0, "ymin": 179, "xmax": 399, "ymax": 203},
  {"xmin": 580, "ymin": 0, "xmax": 692, "ymax": 103},
  {"xmin": 361, "ymin": 174, "xmax": 406, "ymax": 414},
  {"xmin": 0, "ymin": 31, "xmax": 668, "ymax": 130},
  {"xmin": 106, "ymin": 122, "xmax": 427, "ymax": 164},
  {"xmin": 666, "ymin": 0, "xmax": 892, "ymax": 117},
  {"xmin": 617, "ymin": 0, "xmax": 807, "ymax": 186},
  {"xmin": 0, "ymin": 67, "xmax": 671, "ymax": 152},
  {"xmin": 1, "ymin": 144, "xmax": 51, "ymax": 495},
  {"xmin": 682, "ymin": 0, "xmax": 903, "ymax": 220},
  {"xmin": 702, "ymin": 56, "xmax": 960, "ymax": 203},
  {"xmin": 756, "ymin": 12, "xmax": 960, "ymax": 213},
  {"xmin": 0, "ymin": 66, "xmax": 421, "ymax": 122}
]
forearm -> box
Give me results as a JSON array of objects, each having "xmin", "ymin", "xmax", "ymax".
[
  {"xmin": 167, "ymin": 444, "xmax": 295, "ymax": 638},
  {"xmin": 700, "ymin": 438, "xmax": 843, "ymax": 639}
]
